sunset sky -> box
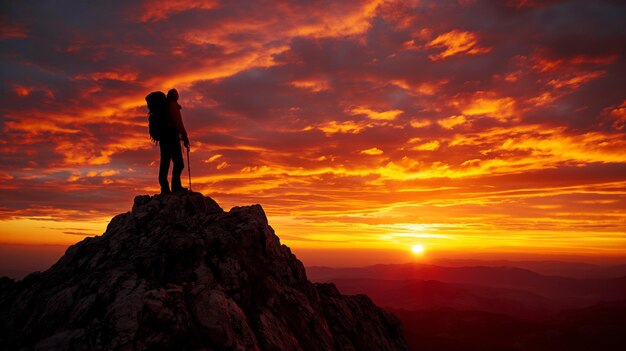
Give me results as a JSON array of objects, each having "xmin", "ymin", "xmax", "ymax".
[{"xmin": 1, "ymin": 0, "xmax": 625, "ymax": 267}]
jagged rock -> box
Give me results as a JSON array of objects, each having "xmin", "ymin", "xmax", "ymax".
[{"xmin": 0, "ymin": 192, "xmax": 409, "ymax": 351}]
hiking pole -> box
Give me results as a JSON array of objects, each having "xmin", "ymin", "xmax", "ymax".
[{"xmin": 186, "ymin": 145, "xmax": 192, "ymax": 191}]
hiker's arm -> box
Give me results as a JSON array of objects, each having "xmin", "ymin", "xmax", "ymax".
[
  {"xmin": 168, "ymin": 103, "xmax": 188, "ymax": 137},
  {"xmin": 180, "ymin": 122, "xmax": 189, "ymax": 149}
]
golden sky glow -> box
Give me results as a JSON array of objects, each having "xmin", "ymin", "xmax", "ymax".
[{"xmin": 1, "ymin": 0, "xmax": 626, "ymax": 266}]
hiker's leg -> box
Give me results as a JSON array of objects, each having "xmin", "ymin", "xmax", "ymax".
[
  {"xmin": 159, "ymin": 142, "xmax": 172, "ymax": 193},
  {"xmin": 171, "ymin": 140, "xmax": 185, "ymax": 190}
]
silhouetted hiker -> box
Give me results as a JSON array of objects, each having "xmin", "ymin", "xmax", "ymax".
[{"xmin": 145, "ymin": 89, "xmax": 189, "ymax": 194}]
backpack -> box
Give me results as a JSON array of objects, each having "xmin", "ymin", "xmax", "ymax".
[{"xmin": 145, "ymin": 91, "xmax": 167, "ymax": 142}]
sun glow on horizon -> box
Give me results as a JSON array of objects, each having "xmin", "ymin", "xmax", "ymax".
[{"xmin": 411, "ymin": 244, "xmax": 425, "ymax": 255}]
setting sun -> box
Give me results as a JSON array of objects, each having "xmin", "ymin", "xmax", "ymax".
[{"xmin": 411, "ymin": 244, "xmax": 425, "ymax": 255}]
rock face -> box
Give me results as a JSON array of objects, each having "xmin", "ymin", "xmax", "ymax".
[{"xmin": 0, "ymin": 192, "xmax": 408, "ymax": 351}]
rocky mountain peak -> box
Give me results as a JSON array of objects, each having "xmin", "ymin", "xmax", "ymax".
[{"xmin": 0, "ymin": 192, "xmax": 408, "ymax": 350}]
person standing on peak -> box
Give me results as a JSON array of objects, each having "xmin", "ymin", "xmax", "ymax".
[{"xmin": 158, "ymin": 88, "xmax": 189, "ymax": 194}]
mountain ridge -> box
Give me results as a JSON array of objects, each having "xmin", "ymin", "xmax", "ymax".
[
  {"xmin": 0, "ymin": 192, "xmax": 408, "ymax": 351},
  {"xmin": 306, "ymin": 263, "xmax": 626, "ymax": 302}
]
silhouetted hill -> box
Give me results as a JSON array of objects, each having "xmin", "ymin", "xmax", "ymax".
[
  {"xmin": 329, "ymin": 278, "xmax": 561, "ymax": 319},
  {"xmin": 308, "ymin": 265, "xmax": 626, "ymax": 350},
  {"xmin": 0, "ymin": 192, "xmax": 408, "ymax": 351},
  {"xmin": 431, "ymin": 258, "xmax": 626, "ymax": 279},
  {"xmin": 307, "ymin": 263, "xmax": 626, "ymax": 303}
]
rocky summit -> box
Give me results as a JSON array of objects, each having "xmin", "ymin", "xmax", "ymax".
[{"xmin": 0, "ymin": 192, "xmax": 408, "ymax": 351}]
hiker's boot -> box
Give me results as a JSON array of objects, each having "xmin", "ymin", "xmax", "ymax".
[
  {"xmin": 172, "ymin": 186, "xmax": 188, "ymax": 193},
  {"xmin": 171, "ymin": 176, "xmax": 186, "ymax": 193},
  {"xmin": 160, "ymin": 186, "xmax": 171, "ymax": 195}
]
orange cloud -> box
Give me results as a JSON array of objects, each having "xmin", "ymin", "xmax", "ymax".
[
  {"xmin": 350, "ymin": 107, "xmax": 404, "ymax": 120},
  {"xmin": 12, "ymin": 85, "xmax": 54, "ymax": 98},
  {"xmin": 75, "ymin": 71, "xmax": 140, "ymax": 82},
  {"xmin": 285, "ymin": 0, "xmax": 385, "ymax": 38},
  {"xmin": 290, "ymin": 79, "xmax": 330, "ymax": 92},
  {"xmin": 361, "ymin": 147, "xmax": 384, "ymax": 155},
  {"xmin": 139, "ymin": 0, "xmax": 220, "ymax": 22},
  {"xmin": 453, "ymin": 92, "xmax": 516, "ymax": 121},
  {"xmin": 410, "ymin": 119, "xmax": 432, "ymax": 128},
  {"xmin": 216, "ymin": 161, "xmax": 229, "ymax": 170},
  {"xmin": 390, "ymin": 79, "xmax": 444, "ymax": 95},
  {"xmin": 450, "ymin": 125, "xmax": 626, "ymax": 167},
  {"xmin": 4, "ymin": 120, "xmax": 80, "ymax": 135},
  {"xmin": 531, "ymin": 52, "xmax": 618, "ymax": 73},
  {"xmin": 203, "ymin": 154, "xmax": 223, "ymax": 163},
  {"xmin": 528, "ymin": 92, "xmax": 556, "ymax": 107},
  {"xmin": 413, "ymin": 140, "xmax": 441, "ymax": 151},
  {"xmin": 427, "ymin": 30, "xmax": 491, "ymax": 60},
  {"xmin": 547, "ymin": 70, "xmax": 606, "ymax": 89},
  {"xmin": 13, "ymin": 85, "xmax": 32, "ymax": 97},
  {"xmin": 312, "ymin": 120, "xmax": 372, "ymax": 135},
  {"xmin": 499, "ymin": 129, "xmax": 626, "ymax": 164},
  {"xmin": 527, "ymin": 51, "xmax": 616, "ymax": 97},
  {"xmin": 603, "ymin": 100, "xmax": 626, "ymax": 130},
  {"xmin": 437, "ymin": 115, "xmax": 467, "ymax": 129}
]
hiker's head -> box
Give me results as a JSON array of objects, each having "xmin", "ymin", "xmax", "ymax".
[{"xmin": 167, "ymin": 89, "xmax": 179, "ymax": 101}]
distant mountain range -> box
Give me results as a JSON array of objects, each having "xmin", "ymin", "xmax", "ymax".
[
  {"xmin": 307, "ymin": 263, "xmax": 626, "ymax": 350},
  {"xmin": 323, "ymin": 278, "xmax": 560, "ymax": 319},
  {"xmin": 307, "ymin": 263, "xmax": 626, "ymax": 303},
  {"xmin": 431, "ymin": 258, "xmax": 626, "ymax": 279}
]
